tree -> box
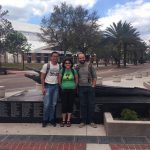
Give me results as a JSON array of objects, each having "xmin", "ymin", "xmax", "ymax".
[
  {"xmin": 40, "ymin": 3, "xmax": 101, "ymax": 56},
  {"xmin": 4, "ymin": 31, "xmax": 31, "ymax": 63},
  {"xmin": 105, "ymin": 20, "xmax": 140, "ymax": 67},
  {"xmin": 0, "ymin": 5, "xmax": 13, "ymax": 66},
  {"xmin": 69, "ymin": 6, "xmax": 101, "ymax": 54},
  {"xmin": 128, "ymin": 40, "xmax": 147, "ymax": 65}
]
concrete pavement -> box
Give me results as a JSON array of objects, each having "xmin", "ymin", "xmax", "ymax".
[{"xmin": 1, "ymin": 64, "xmax": 150, "ymax": 149}]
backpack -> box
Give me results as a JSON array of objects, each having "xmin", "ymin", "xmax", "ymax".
[{"xmin": 40, "ymin": 63, "xmax": 61, "ymax": 84}]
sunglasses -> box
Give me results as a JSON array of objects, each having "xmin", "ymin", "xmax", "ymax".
[{"xmin": 65, "ymin": 62, "xmax": 71, "ymax": 64}]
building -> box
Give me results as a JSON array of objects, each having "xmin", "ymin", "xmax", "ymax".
[{"xmin": 6, "ymin": 21, "xmax": 72, "ymax": 63}]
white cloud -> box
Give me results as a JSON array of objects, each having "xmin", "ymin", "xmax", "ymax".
[
  {"xmin": 1, "ymin": 0, "xmax": 97, "ymax": 21},
  {"xmin": 98, "ymin": 0, "xmax": 150, "ymax": 43}
]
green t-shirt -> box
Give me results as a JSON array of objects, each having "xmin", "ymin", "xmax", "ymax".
[{"xmin": 60, "ymin": 69, "xmax": 77, "ymax": 90}]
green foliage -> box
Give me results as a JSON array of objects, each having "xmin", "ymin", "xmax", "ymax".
[
  {"xmin": 40, "ymin": 2, "xmax": 101, "ymax": 54},
  {"xmin": 0, "ymin": 5, "xmax": 14, "ymax": 53},
  {"xmin": 104, "ymin": 20, "xmax": 144, "ymax": 67},
  {"xmin": 121, "ymin": 108, "xmax": 138, "ymax": 120},
  {"xmin": 0, "ymin": 5, "xmax": 14, "ymax": 66},
  {"xmin": 4, "ymin": 31, "xmax": 29, "ymax": 54}
]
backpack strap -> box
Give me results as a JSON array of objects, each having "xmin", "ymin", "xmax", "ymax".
[
  {"xmin": 71, "ymin": 68, "xmax": 75, "ymax": 79},
  {"xmin": 88, "ymin": 63, "xmax": 93, "ymax": 77},
  {"xmin": 62, "ymin": 68, "xmax": 65, "ymax": 78},
  {"xmin": 45, "ymin": 63, "xmax": 50, "ymax": 77}
]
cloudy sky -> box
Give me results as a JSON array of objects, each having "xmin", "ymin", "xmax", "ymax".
[{"xmin": 1, "ymin": 0, "xmax": 150, "ymax": 43}]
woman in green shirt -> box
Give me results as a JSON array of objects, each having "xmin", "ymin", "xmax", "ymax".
[{"xmin": 58, "ymin": 58, "xmax": 78, "ymax": 127}]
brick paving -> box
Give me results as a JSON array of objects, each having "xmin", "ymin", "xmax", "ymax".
[
  {"xmin": 0, "ymin": 135, "xmax": 150, "ymax": 150},
  {"xmin": 0, "ymin": 142, "xmax": 86, "ymax": 150},
  {"xmin": 110, "ymin": 144, "xmax": 150, "ymax": 150}
]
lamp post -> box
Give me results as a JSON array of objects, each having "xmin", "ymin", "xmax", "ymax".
[{"xmin": 22, "ymin": 50, "xmax": 25, "ymax": 70}]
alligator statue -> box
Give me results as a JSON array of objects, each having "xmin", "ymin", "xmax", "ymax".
[{"xmin": 24, "ymin": 67, "xmax": 150, "ymax": 97}]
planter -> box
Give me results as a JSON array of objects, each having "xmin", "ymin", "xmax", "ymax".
[
  {"xmin": 125, "ymin": 74, "xmax": 133, "ymax": 80},
  {"xmin": 143, "ymin": 72, "xmax": 149, "ymax": 77},
  {"xmin": 104, "ymin": 112, "xmax": 150, "ymax": 136},
  {"xmin": 113, "ymin": 76, "xmax": 121, "ymax": 82},
  {"xmin": 97, "ymin": 77, "xmax": 103, "ymax": 85},
  {"xmin": 135, "ymin": 73, "xmax": 142, "ymax": 78},
  {"xmin": 143, "ymin": 81, "xmax": 150, "ymax": 90},
  {"xmin": 0, "ymin": 86, "xmax": 5, "ymax": 98}
]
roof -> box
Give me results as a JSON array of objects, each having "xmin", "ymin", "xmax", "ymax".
[
  {"xmin": 30, "ymin": 45, "xmax": 72, "ymax": 54},
  {"xmin": 11, "ymin": 20, "xmax": 41, "ymax": 33},
  {"xmin": 10, "ymin": 21, "xmax": 72, "ymax": 55}
]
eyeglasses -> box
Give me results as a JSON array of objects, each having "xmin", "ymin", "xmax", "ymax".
[{"xmin": 65, "ymin": 62, "xmax": 71, "ymax": 64}]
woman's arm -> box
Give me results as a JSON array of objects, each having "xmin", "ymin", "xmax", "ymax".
[{"xmin": 75, "ymin": 74, "xmax": 78, "ymax": 86}]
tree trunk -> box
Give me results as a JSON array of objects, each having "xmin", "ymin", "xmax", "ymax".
[
  {"xmin": 117, "ymin": 59, "xmax": 120, "ymax": 68},
  {"xmin": 13, "ymin": 54, "xmax": 16, "ymax": 63},
  {"xmin": 0, "ymin": 54, "xmax": 2, "ymax": 67},
  {"xmin": 123, "ymin": 44, "xmax": 127, "ymax": 67},
  {"xmin": 4, "ymin": 52, "xmax": 7, "ymax": 63},
  {"xmin": 17, "ymin": 53, "xmax": 19, "ymax": 63}
]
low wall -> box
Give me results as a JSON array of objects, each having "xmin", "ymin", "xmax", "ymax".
[{"xmin": 104, "ymin": 112, "xmax": 150, "ymax": 136}]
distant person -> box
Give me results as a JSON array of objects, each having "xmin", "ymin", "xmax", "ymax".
[
  {"xmin": 41, "ymin": 52, "xmax": 60, "ymax": 127},
  {"xmin": 59, "ymin": 58, "xmax": 78, "ymax": 127},
  {"xmin": 77, "ymin": 53, "xmax": 97, "ymax": 128}
]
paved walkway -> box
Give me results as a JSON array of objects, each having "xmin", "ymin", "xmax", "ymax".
[
  {"xmin": 0, "ymin": 134, "xmax": 150, "ymax": 150},
  {"xmin": 1, "ymin": 64, "xmax": 150, "ymax": 149},
  {"xmin": 0, "ymin": 123, "xmax": 150, "ymax": 150}
]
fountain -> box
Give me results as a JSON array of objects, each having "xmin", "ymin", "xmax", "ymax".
[{"xmin": 0, "ymin": 67, "xmax": 150, "ymax": 123}]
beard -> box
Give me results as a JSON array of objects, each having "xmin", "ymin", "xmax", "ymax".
[{"xmin": 79, "ymin": 60, "xmax": 86, "ymax": 64}]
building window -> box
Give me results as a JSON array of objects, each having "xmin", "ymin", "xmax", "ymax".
[
  {"xmin": 36, "ymin": 53, "xmax": 41, "ymax": 63},
  {"xmin": 44, "ymin": 54, "xmax": 49, "ymax": 63}
]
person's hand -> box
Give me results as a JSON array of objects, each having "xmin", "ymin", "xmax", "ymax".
[
  {"xmin": 42, "ymin": 87, "xmax": 46, "ymax": 95},
  {"xmin": 92, "ymin": 84, "xmax": 96, "ymax": 88}
]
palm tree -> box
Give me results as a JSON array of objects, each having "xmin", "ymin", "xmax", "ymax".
[{"xmin": 105, "ymin": 20, "xmax": 140, "ymax": 67}]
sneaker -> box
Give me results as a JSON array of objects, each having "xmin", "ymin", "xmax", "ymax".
[
  {"xmin": 90, "ymin": 122, "xmax": 97, "ymax": 128},
  {"xmin": 79, "ymin": 122, "xmax": 85, "ymax": 128},
  {"xmin": 50, "ymin": 120, "xmax": 57, "ymax": 127},
  {"xmin": 42, "ymin": 121, "xmax": 47, "ymax": 127},
  {"xmin": 60, "ymin": 121, "xmax": 65, "ymax": 127},
  {"xmin": 66, "ymin": 121, "xmax": 71, "ymax": 127}
]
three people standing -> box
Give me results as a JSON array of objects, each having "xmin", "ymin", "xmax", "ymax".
[{"xmin": 41, "ymin": 52, "xmax": 97, "ymax": 128}]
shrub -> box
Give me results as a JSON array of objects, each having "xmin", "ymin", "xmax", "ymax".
[{"xmin": 121, "ymin": 108, "xmax": 138, "ymax": 120}]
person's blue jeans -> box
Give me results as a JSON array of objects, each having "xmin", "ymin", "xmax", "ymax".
[
  {"xmin": 79, "ymin": 86, "xmax": 95, "ymax": 124},
  {"xmin": 43, "ymin": 84, "xmax": 59, "ymax": 122}
]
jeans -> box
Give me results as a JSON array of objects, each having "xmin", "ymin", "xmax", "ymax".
[
  {"xmin": 79, "ymin": 86, "xmax": 95, "ymax": 123},
  {"xmin": 43, "ymin": 84, "xmax": 59, "ymax": 122}
]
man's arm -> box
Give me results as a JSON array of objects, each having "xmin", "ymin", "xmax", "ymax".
[
  {"xmin": 58, "ymin": 73, "xmax": 62, "ymax": 85},
  {"xmin": 41, "ymin": 72, "xmax": 46, "ymax": 95},
  {"xmin": 75, "ymin": 74, "xmax": 78, "ymax": 86},
  {"xmin": 91, "ymin": 66, "xmax": 97, "ymax": 88}
]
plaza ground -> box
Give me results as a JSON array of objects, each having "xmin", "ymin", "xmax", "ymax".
[{"xmin": 0, "ymin": 63, "xmax": 150, "ymax": 149}]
